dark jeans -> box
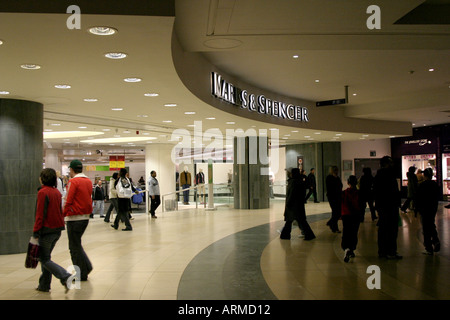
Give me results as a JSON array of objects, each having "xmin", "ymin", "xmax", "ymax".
[
  {"xmin": 182, "ymin": 184, "xmax": 190, "ymax": 203},
  {"xmin": 150, "ymin": 195, "xmax": 161, "ymax": 216},
  {"xmin": 377, "ymin": 208, "xmax": 399, "ymax": 256},
  {"xmin": 341, "ymin": 215, "xmax": 361, "ymax": 251},
  {"xmin": 104, "ymin": 198, "xmax": 119, "ymax": 222},
  {"xmin": 420, "ymin": 211, "xmax": 440, "ymax": 252},
  {"xmin": 281, "ymin": 207, "xmax": 315, "ymax": 240},
  {"xmin": 327, "ymin": 198, "xmax": 341, "ymax": 231},
  {"xmin": 38, "ymin": 232, "xmax": 71, "ymax": 291},
  {"xmin": 66, "ymin": 220, "xmax": 93, "ymax": 280},
  {"xmin": 305, "ymin": 188, "xmax": 318, "ymax": 202},
  {"xmin": 113, "ymin": 198, "xmax": 132, "ymax": 229},
  {"xmin": 361, "ymin": 195, "xmax": 377, "ymax": 221}
]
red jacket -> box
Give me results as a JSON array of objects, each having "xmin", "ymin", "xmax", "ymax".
[
  {"xmin": 33, "ymin": 186, "xmax": 65, "ymax": 235},
  {"xmin": 63, "ymin": 174, "xmax": 93, "ymax": 217},
  {"xmin": 341, "ymin": 187, "xmax": 360, "ymax": 216}
]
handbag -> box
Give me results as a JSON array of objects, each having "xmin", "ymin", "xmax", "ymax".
[{"xmin": 25, "ymin": 236, "xmax": 40, "ymax": 269}]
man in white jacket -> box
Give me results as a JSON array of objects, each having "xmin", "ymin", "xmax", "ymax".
[{"xmin": 148, "ymin": 171, "xmax": 160, "ymax": 219}]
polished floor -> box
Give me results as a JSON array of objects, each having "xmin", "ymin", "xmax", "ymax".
[{"xmin": 0, "ymin": 200, "xmax": 448, "ymax": 300}]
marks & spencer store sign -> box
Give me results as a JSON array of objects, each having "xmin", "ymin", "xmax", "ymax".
[{"xmin": 211, "ymin": 72, "xmax": 309, "ymax": 122}]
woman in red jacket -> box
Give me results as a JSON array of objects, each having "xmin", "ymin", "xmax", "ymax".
[
  {"xmin": 341, "ymin": 175, "xmax": 362, "ymax": 263},
  {"xmin": 33, "ymin": 168, "xmax": 71, "ymax": 292}
]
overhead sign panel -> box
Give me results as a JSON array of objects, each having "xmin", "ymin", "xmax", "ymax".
[{"xmin": 315, "ymin": 98, "xmax": 347, "ymax": 107}]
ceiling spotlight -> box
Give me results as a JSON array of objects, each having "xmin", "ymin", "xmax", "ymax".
[
  {"xmin": 88, "ymin": 26, "xmax": 117, "ymax": 36},
  {"xmin": 428, "ymin": 68, "xmax": 435, "ymax": 72},
  {"xmin": 164, "ymin": 103, "xmax": 177, "ymax": 107},
  {"xmin": 144, "ymin": 93, "xmax": 159, "ymax": 97},
  {"xmin": 0, "ymin": 40, "xmax": 3, "ymax": 45},
  {"xmin": 293, "ymin": 55, "xmax": 299, "ymax": 59},
  {"xmin": 184, "ymin": 112, "xmax": 196, "ymax": 115},
  {"xmin": 105, "ymin": 52, "xmax": 127, "ymax": 59},
  {"xmin": 54, "ymin": 84, "xmax": 71, "ymax": 89},
  {"xmin": 21, "ymin": 64, "xmax": 41, "ymax": 70},
  {"xmin": 315, "ymin": 79, "xmax": 320, "ymax": 83},
  {"xmin": 124, "ymin": 77, "xmax": 142, "ymax": 82}
]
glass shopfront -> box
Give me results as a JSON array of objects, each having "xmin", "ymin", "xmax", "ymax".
[
  {"xmin": 443, "ymin": 153, "xmax": 450, "ymax": 200},
  {"xmin": 401, "ymin": 154, "xmax": 436, "ymax": 186}
]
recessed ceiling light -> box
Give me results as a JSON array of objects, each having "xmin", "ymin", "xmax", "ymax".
[
  {"xmin": 50, "ymin": 123, "xmax": 61, "ymax": 126},
  {"xmin": 164, "ymin": 103, "xmax": 177, "ymax": 107},
  {"xmin": 105, "ymin": 52, "xmax": 127, "ymax": 59},
  {"xmin": 144, "ymin": 93, "xmax": 159, "ymax": 97},
  {"xmin": 21, "ymin": 64, "xmax": 41, "ymax": 70},
  {"xmin": 54, "ymin": 84, "xmax": 71, "ymax": 89},
  {"xmin": 0, "ymin": 91, "xmax": 10, "ymax": 95},
  {"xmin": 184, "ymin": 111, "xmax": 196, "ymax": 115},
  {"xmin": 124, "ymin": 77, "xmax": 142, "ymax": 83},
  {"xmin": 137, "ymin": 114, "xmax": 148, "ymax": 118},
  {"xmin": 315, "ymin": 79, "xmax": 320, "ymax": 83},
  {"xmin": 88, "ymin": 26, "xmax": 117, "ymax": 36},
  {"xmin": 111, "ymin": 108, "xmax": 123, "ymax": 111},
  {"xmin": 78, "ymin": 126, "xmax": 87, "ymax": 129},
  {"xmin": 84, "ymin": 98, "xmax": 98, "ymax": 102},
  {"xmin": 336, "ymin": 133, "xmax": 342, "ymax": 136},
  {"xmin": 291, "ymin": 130, "xmax": 298, "ymax": 133},
  {"xmin": 226, "ymin": 122, "xmax": 235, "ymax": 125},
  {"xmin": 353, "ymin": 93, "xmax": 357, "ymax": 96},
  {"xmin": 304, "ymin": 136, "xmax": 311, "ymax": 138},
  {"xmin": 162, "ymin": 120, "xmax": 172, "ymax": 123},
  {"xmin": 44, "ymin": 129, "xmax": 53, "ymax": 132},
  {"xmin": 428, "ymin": 68, "xmax": 435, "ymax": 72},
  {"xmin": 314, "ymin": 132, "xmax": 321, "ymax": 134},
  {"xmin": 293, "ymin": 55, "xmax": 299, "ymax": 59},
  {"xmin": 102, "ymin": 129, "xmax": 111, "ymax": 131},
  {"xmin": 0, "ymin": 40, "xmax": 3, "ymax": 45},
  {"xmin": 206, "ymin": 117, "xmax": 215, "ymax": 120}
]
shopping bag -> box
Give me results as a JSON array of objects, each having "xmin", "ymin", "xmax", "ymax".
[{"xmin": 24, "ymin": 237, "xmax": 40, "ymax": 269}]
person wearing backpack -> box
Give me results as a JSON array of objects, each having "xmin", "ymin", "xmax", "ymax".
[{"xmin": 111, "ymin": 168, "xmax": 138, "ymax": 231}]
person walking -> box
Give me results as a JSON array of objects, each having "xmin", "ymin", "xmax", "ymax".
[
  {"xmin": 91, "ymin": 178, "xmax": 105, "ymax": 218},
  {"xmin": 34, "ymin": 168, "xmax": 72, "ymax": 292},
  {"xmin": 63, "ymin": 159, "xmax": 93, "ymax": 281},
  {"xmin": 415, "ymin": 168, "xmax": 441, "ymax": 255},
  {"xmin": 280, "ymin": 168, "xmax": 315, "ymax": 241},
  {"xmin": 373, "ymin": 156, "xmax": 402, "ymax": 259},
  {"xmin": 358, "ymin": 167, "xmax": 377, "ymax": 221},
  {"xmin": 148, "ymin": 170, "xmax": 161, "ymax": 219},
  {"xmin": 104, "ymin": 172, "xmax": 119, "ymax": 223},
  {"xmin": 341, "ymin": 175, "xmax": 362, "ymax": 262},
  {"xmin": 305, "ymin": 168, "xmax": 319, "ymax": 203},
  {"xmin": 112, "ymin": 168, "xmax": 138, "ymax": 231},
  {"xmin": 326, "ymin": 166, "xmax": 343, "ymax": 233},
  {"xmin": 401, "ymin": 166, "xmax": 418, "ymax": 215}
]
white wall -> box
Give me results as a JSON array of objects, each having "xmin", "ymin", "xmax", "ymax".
[{"xmin": 341, "ymin": 138, "xmax": 391, "ymax": 183}]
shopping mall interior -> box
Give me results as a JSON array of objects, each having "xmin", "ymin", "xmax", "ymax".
[{"xmin": 0, "ymin": 0, "xmax": 449, "ymax": 309}]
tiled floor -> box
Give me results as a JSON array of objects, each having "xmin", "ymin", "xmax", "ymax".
[{"xmin": 0, "ymin": 201, "xmax": 448, "ymax": 300}]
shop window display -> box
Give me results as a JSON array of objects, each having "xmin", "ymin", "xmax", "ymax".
[{"xmin": 401, "ymin": 154, "xmax": 436, "ymax": 187}]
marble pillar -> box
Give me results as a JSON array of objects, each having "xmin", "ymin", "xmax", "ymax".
[
  {"xmin": 0, "ymin": 98, "xmax": 43, "ymax": 254},
  {"xmin": 233, "ymin": 136, "xmax": 270, "ymax": 209}
]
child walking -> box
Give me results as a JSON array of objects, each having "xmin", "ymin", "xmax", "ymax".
[{"xmin": 341, "ymin": 175, "xmax": 362, "ymax": 262}]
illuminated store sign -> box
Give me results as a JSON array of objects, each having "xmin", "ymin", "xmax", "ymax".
[{"xmin": 211, "ymin": 72, "xmax": 309, "ymax": 122}]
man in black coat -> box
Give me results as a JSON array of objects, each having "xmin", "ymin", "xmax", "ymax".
[
  {"xmin": 305, "ymin": 168, "xmax": 319, "ymax": 203},
  {"xmin": 280, "ymin": 168, "xmax": 315, "ymax": 240},
  {"xmin": 326, "ymin": 166, "xmax": 343, "ymax": 233},
  {"xmin": 373, "ymin": 156, "xmax": 402, "ymax": 259},
  {"xmin": 415, "ymin": 168, "xmax": 440, "ymax": 254}
]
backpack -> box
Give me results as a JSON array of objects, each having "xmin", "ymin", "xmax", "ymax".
[{"xmin": 116, "ymin": 177, "xmax": 132, "ymax": 198}]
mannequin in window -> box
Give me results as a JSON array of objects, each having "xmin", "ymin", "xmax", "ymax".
[
  {"xmin": 180, "ymin": 166, "xmax": 192, "ymax": 205},
  {"xmin": 195, "ymin": 168, "xmax": 206, "ymax": 204}
]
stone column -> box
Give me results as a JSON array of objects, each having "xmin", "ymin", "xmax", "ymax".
[
  {"xmin": 0, "ymin": 98, "xmax": 43, "ymax": 254},
  {"xmin": 44, "ymin": 149, "xmax": 61, "ymax": 172},
  {"xmin": 145, "ymin": 144, "xmax": 176, "ymax": 213},
  {"xmin": 233, "ymin": 136, "xmax": 270, "ymax": 209}
]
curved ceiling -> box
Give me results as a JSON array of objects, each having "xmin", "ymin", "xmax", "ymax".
[{"xmin": 0, "ymin": 0, "xmax": 449, "ymax": 163}]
